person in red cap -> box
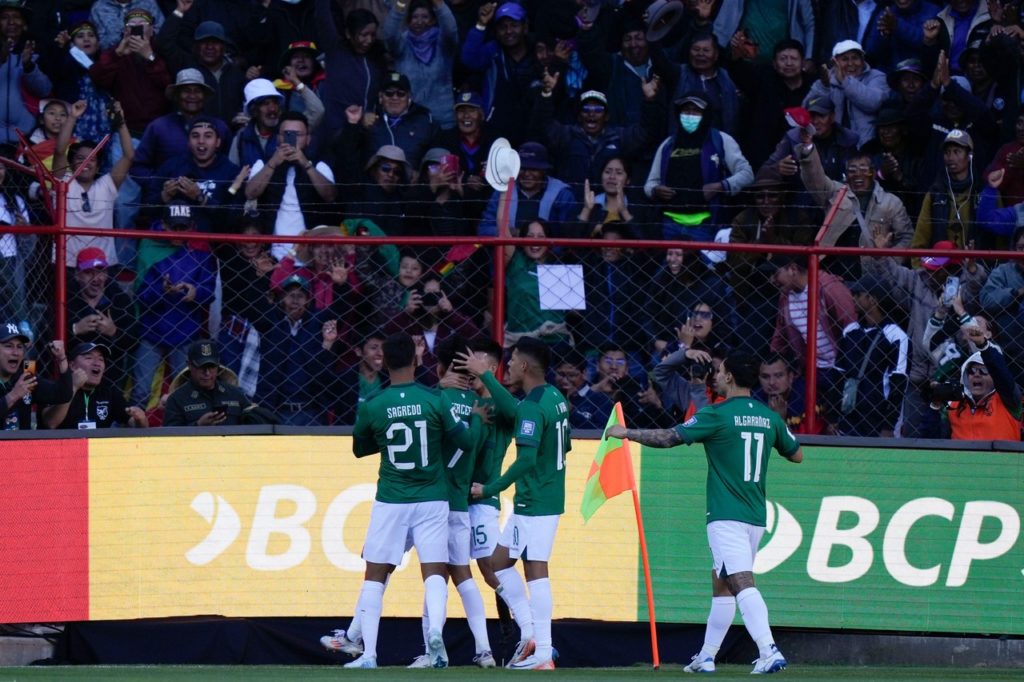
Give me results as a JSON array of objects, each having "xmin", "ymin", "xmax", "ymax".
[
  {"xmin": 67, "ymin": 247, "xmax": 137, "ymax": 392},
  {"xmin": 866, "ymin": 228, "xmax": 988, "ymax": 438}
]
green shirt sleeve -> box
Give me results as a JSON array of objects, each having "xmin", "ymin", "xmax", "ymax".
[
  {"xmin": 482, "ymin": 399, "xmax": 544, "ymax": 496},
  {"xmin": 480, "ymin": 371, "xmax": 518, "ymax": 421},
  {"xmin": 775, "ymin": 415, "xmax": 801, "ymax": 458},
  {"xmin": 674, "ymin": 407, "xmax": 719, "ymax": 445},
  {"xmin": 352, "ymin": 402, "xmax": 378, "ymax": 457},
  {"xmin": 482, "ymin": 443, "xmax": 537, "ymax": 497}
]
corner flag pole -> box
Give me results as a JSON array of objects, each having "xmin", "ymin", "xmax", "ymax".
[
  {"xmin": 629, "ymin": 451, "xmax": 660, "ymax": 669},
  {"xmin": 617, "ymin": 403, "xmax": 660, "ymax": 670}
]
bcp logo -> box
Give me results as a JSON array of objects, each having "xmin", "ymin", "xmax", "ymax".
[{"xmin": 755, "ymin": 496, "xmax": 1020, "ymax": 586}]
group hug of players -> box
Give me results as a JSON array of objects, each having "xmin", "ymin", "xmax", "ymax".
[{"xmin": 317, "ymin": 332, "xmax": 802, "ymax": 675}]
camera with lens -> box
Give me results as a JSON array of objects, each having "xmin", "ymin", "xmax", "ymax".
[
  {"xmin": 690, "ymin": 361, "xmax": 714, "ymax": 379},
  {"xmin": 926, "ymin": 381, "xmax": 963, "ymax": 403},
  {"xmin": 420, "ymin": 291, "xmax": 440, "ymax": 307}
]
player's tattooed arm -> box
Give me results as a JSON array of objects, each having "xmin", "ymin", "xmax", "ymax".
[{"xmin": 606, "ymin": 424, "xmax": 685, "ymax": 448}]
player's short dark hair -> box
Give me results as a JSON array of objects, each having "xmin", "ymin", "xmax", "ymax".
[
  {"xmin": 514, "ymin": 336, "xmax": 551, "ymax": 373},
  {"xmin": 436, "ymin": 334, "xmax": 468, "ymax": 372},
  {"xmin": 470, "ymin": 338, "xmax": 502, "ymax": 364},
  {"xmin": 383, "ymin": 332, "xmax": 415, "ymax": 370},
  {"xmin": 724, "ymin": 350, "xmax": 760, "ymax": 389}
]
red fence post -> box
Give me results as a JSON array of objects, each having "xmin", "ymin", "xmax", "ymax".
[
  {"xmin": 804, "ymin": 253, "xmax": 820, "ymax": 434},
  {"xmin": 491, "ymin": 179, "xmax": 515, "ymax": 352},
  {"xmin": 53, "ymin": 179, "xmax": 68, "ymax": 343}
]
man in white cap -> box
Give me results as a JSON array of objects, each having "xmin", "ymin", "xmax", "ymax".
[
  {"xmin": 803, "ymin": 39, "xmax": 889, "ymax": 145},
  {"xmin": 229, "ymin": 78, "xmax": 284, "ymax": 167}
]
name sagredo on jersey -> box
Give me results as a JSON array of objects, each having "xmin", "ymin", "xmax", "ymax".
[
  {"xmin": 386, "ymin": 405, "xmax": 423, "ymax": 419},
  {"xmin": 734, "ymin": 415, "xmax": 771, "ymax": 429}
]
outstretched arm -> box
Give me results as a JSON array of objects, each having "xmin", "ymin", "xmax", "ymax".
[{"xmin": 605, "ymin": 424, "xmax": 684, "ymax": 448}]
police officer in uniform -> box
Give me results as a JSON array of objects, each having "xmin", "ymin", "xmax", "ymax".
[{"xmin": 163, "ymin": 340, "xmax": 252, "ymax": 426}]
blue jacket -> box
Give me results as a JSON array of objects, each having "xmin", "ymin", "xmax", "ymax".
[
  {"xmin": 132, "ymin": 112, "xmax": 231, "ymax": 184},
  {"xmin": 137, "ymin": 246, "xmax": 216, "ymax": 348},
  {"xmin": 0, "ymin": 52, "xmax": 51, "ymax": 145},
  {"xmin": 145, "ymin": 153, "xmax": 241, "ymax": 231},
  {"xmin": 478, "ymin": 176, "xmax": 578, "ymax": 238},
  {"xmin": 977, "ymin": 185, "xmax": 1024, "ymax": 237},
  {"xmin": 460, "ymin": 26, "xmax": 539, "ymax": 146},
  {"xmin": 568, "ymin": 386, "xmax": 613, "ymax": 431},
  {"xmin": 256, "ymin": 309, "xmax": 340, "ymax": 419},
  {"xmin": 863, "ymin": 0, "xmax": 941, "ymax": 71}
]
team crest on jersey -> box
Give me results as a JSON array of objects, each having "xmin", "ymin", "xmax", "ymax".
[
  {"xmin": 520, "ymin": 420, "xmax": 536, "ymax": 436},
  {"xmin": 96, "ymin": 402, "xmax": 109, "ymax": 420},
  {"xmin": 682, "ymin": 416, "xmax": 697, "ymax": 427}
]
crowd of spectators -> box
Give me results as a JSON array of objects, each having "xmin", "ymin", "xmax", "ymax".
[{"xmin": 2, "ymin": 0, "xmax": 1024, "ymax": 441}]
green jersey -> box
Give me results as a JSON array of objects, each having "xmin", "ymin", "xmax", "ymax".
[
  {"xmin": 470, "ymin": 396, "xmax": 515, "ymax": 510},
  {"xmin": 484, "ymin": 383, "xmax": 571, "ymax": 516},
  {"xmin": 442, "ymin": 387, "xmax": 480, "ymax": 512},
  {"xmin": 353, "ymin": 381, "xmax": 474, "ymax": 504},
  {"xmin": 674, "ymin": 396, "xmax": 800, "ymax": 526}
]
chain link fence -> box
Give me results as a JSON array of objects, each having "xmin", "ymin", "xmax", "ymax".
[{"xmin": 3, "ymin": 165, "xmax": 1024, "ymax": 439}]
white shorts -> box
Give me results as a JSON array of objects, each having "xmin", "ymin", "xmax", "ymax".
[
  {"xmin": 707, "ymin": 520, "xmax": 764, "ymax": 577},
  {"xmin": 447, "ymin": 510, "xmax": 471, "ymax": 566},
  {"xmin": 498, "ymin": 513, "xmax": 559, "ymax": 562},
  {"xmin": 468, "ymin": 504, "xmax": 500, "ymax": 560},
  {"xmin": 363, "ymin": 500, "xmax": 449, "ymax": 565}
]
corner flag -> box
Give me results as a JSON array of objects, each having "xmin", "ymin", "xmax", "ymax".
[{"xmin": 581, "ymin": 402, "xmax": 636, "ymax": 522}]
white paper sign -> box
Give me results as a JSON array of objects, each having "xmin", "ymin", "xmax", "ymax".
[{"xmin": 537, "ymin": 264, "xmax": 586, "ymax": 310}]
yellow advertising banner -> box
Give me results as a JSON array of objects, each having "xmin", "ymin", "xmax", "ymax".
[{"xmin": 88, "ymin": 436, "xmax": 639, "ymax": 622}]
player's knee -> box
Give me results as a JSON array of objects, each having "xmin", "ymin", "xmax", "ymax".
[
  {"xmin": 726, "ymin": 571, "xmax": 755, "ymax": 594},
  {"xmin": 523, "ymin": 559, "xmax": 549, "ymax": 581}
]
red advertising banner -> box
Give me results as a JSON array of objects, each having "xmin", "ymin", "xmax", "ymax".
[{"xmin": 0, "ymin": 439, "xmax": 89, "ymax": 622}]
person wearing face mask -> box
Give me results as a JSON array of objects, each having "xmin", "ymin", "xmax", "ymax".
[{"xmin": 644, "ymin": 92, "xmax": 752, "ymax": 242}]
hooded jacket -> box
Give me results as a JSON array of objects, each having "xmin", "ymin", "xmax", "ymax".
[{"xmin": 944, "ymin": 346, "xmax": 1021, "ymax": 441}]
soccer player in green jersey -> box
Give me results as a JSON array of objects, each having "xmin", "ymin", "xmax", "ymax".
[
  {"xmin": 323, "ymin": 333, "xmax": 483, "ymax": 669},
  {"xmin": 405, "ymin": 336, "xmax": 495, "ymax": 669},
  {"xmin": 456, "ymin": 338, "xmax": 524, "ymax": 662},
  {"xmin": 470, "ymin": 337, "xmax": 571, "ymax": 671},
  {"xmin": 607, "ymin": 350, "xmax": 803, "ymax": 675}
]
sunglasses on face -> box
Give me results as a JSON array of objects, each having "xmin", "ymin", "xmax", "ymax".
[
  {"xmin": 968, "ymin": 365, "xmax": 990, "ymax": 377},
  {"xmin": 378, "ymin": 163, "xmax": 399, "ymax": 175},
  {"xmin": 690, "ymin": 310, "xmax": 713, "ymax": 319},
  {"xmin": 382, "ymin": 89, "xmax": 408, "ymax": 98}
]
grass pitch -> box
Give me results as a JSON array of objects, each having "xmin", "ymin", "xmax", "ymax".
[{"xmin": 0, "ymin": 665, "xmax": 1019, "ymax": 681}]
